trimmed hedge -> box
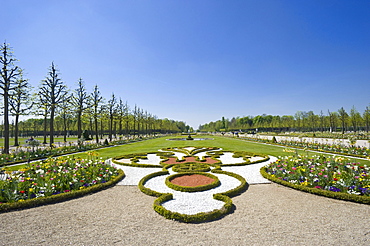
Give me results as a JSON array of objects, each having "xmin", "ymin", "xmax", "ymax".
[
  {"xmin": 0, "ymin": 169, "xmax": 125, "ymax": 213},
  {"xmin": 172, "ymin": 162, "xmax": 211, "ymax": 173},
  {"xmin": 153, "ymin": 193, "xmax": 232, "ymax": 223},
  {"xmin": 211, "ymin": 168, "xmax": 248, "ymax": 197},
  {"xmin": 138, "ymin": 165, "xmax": 248, "ymax": 222},
  {"xmin": 138, "ymin": 170, "xmax": 170, "ymax": 197},
  {"xmin": 112, "ymin": 152, "xmax": 164, "ymax": 168},
  {"xmin": 165, "ymin": 172, "xmax": 220, "ymax": 192},
  {"xmin": 260, "ymin": 167, "xmax": 370, "ymax": 205}
]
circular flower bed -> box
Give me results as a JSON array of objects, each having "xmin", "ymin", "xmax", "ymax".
[{"xmin": 166, "ymin": 172, "xmax": 220, "ymax": 192}]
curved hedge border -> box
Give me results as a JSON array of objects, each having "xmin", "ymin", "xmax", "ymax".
[
  {"xmin": 172, "ymin": 162, "xmax": 211, "ymax": 173},
  {"xmin": 153, "ymin": 192, "xmax": 233, "ymax": 223},
  {"xmin": 211, "ymin": 168, "xmax": 248, "ymax": 197},
  {"xmin": 0, "ymin": 169, "xmax": 125, "ymax": 213},
  {"xmin": 138, "ymin": 165, "xmax": 248, "ymax": 222},
  {"xmin": 165, "ymin": 172, "xmax": 220, "ymax": 192},
  {"xmin": 260, "ymin": 167, "xmax": 370, "ymax": 205},
  {"xmin": 138, "ymin": 170, "xmax": 170, "ymax": 197},
  {"xmin": 112, "ymin": 152, "xmax": 164, "ymax": 168}
]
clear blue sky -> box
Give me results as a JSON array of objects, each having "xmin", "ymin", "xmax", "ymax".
[{"xmin": 2, "ymin": 0, "xmax": 370, "ymax": 129}]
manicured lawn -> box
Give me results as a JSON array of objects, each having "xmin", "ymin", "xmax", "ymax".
[
  {"xmin": 4, "ymin": 135, "xmax": 369, "ymax": 171},
  {"xmin": 73, "ymin": 135, "xmax": 369, "ymax": 164}
]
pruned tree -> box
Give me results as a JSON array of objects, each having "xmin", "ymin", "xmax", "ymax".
[
  {"xmin": 9, "ymin": 69, "xmax": 33, "ymax": 146},
  {"xmin": 91, "ymin": 85, "xmax": 103, "ymax": 144},
  {"xmin": 39, "ymin": 62, "xmax": 68, "ymax": 147},
  {"xmin": 58, "ymin": 94, "xmax": 73, "ymax": 142},
  {"xmin": 364, "ymin": 106, "xmax": 370, "ymax": 133},
  {"xmin": 338, "ymin": 107, "xmax": 348, "ymax": 134},
  {"xmin": 350, "ymin": 106, "xmax": 362, "ymax": 133},
  {"xmin": 0, "ymin": 42, "xmax": 20, "ymax": 153},
  {"xmin": 116, "ymin": 98, "xmax": 127, "ymax": 136},
  {"xmin": 107, "ymin": 93, "xmax": 116, "ymax": 142},
  {"xmin": 72, "ymin": 78, "xmax": 90, "ymax": 138}
]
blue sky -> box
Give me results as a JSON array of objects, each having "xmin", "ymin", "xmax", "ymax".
[{"xmin": 2, "ymin": 0, "xmax": 370, "ymax": 129}]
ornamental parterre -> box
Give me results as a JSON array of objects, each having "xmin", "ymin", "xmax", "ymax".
[{"xmin": 111, "ymin": 146, "xmax": 272, "ymax": 222}]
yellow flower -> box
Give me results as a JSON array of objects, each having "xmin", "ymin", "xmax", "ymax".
[{"xmin": 29, "ymin": 188, "xmax": 33, "ymax": 192}]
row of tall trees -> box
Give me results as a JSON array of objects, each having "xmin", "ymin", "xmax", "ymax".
[
  {"xmin": 199, "ymin": 107, "xmax": 370, "ymax": 133},
  {"xmin": 0, "ymin": 43, "xmax": 189, "ymax": 154}
]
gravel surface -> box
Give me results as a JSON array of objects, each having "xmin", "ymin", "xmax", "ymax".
[{"xmin": 1, "ymin": 184, "xmax": 369, "ymax": 245}]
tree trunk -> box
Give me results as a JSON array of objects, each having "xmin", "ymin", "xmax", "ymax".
[
  {"xmin": 43, "ymin": 113, "xmax": 47, "ymax": 144},
  {"xmin": 77, "ymin": 112, "xmax": 82, "ymax": 138},
  {"xmin": 14, "ymin": 114, "xmax": 20, "ymax": 146},
  {"xmin": 3, "ymin": 90, "xmax": 9, "ymax": 154},
  {"xmin": 50, "ymin": 106, "xmax": 55, "ymax": 147},
  {"xmin": 94, "ymin": 116, "xmax": 99, "ymax": 144}
]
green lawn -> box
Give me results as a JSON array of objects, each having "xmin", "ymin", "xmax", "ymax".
[{"xmin": 4, "ymin": 135, "xmax": 369, "ymax": 171}]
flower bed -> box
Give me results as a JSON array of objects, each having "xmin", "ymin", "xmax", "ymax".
[
  {"xmin": 0, "ymin": 153, "xmax": 123, "ymax": 212},
  {"xmin": 262, "ymin": 154, "xmax": 370, "ymax": 204},
  {"xmin": 165, "ymin": 172, "xmax": 221, "ymax": 192}
]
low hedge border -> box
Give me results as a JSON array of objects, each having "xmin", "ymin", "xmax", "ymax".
[
  {"xmin": 219, "ymin": 153, "xmax": 269, "ymax": 167},
  {"xmin": 138, "ymin": 170, "xmax": 170, "ymax": 197},
  {"xmin": 153, "ymin": 192, "xmax": 232, "ymax": 223},
  {"xmin": 139, "ymin": 166, "xmax": 248, "ymax": 222},
  {"xmin": 260, "ymin": 167, "xmax": 370, "ymax": 205},
  {"xmin": 112, "ymin": 152, "xmax": 164, "ymax": 168},
  {"xmin": 165, "ymin": 172, "xmax": 220, "ymax": 192},
  {"xmin": 172, "ymin": 162, "xmax": 211, "ymax": 173},
  {"xmin": 0, "ymin": 169, "xmax": 125, "ymax": 213},
  {"xmin": 211, "ymin": 168, "xmax": 248, "ymax": 197}
]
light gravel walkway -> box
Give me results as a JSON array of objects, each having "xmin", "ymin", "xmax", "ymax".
[{"xmin": 0, "ymin": 184, "xmax": 369, "ymax": 245}]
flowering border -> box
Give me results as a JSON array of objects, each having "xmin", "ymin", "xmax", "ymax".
[
  {"xmin": 0, "ymin": 169, "xmax": 125, "ymax": 213},
  {"xmin": 260, "ymin": 167, "xmax": 370, "ymax": 205}
]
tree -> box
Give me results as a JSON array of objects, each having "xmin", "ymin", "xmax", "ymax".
[
  {"xmin": 328, "ymin": 110, "xmax": 338, "ymax": 133},
  {"xmin": 39, "ymin": 62, "xmax": 68, "ymax": 147},
  {"xmin": 0, "ymin": 42, "xmax": 20, "ymax": 154},
  {"xmin": 116, "ymin": 98, "xmax": 126, "ymax": 136},
  {"xmin": 363, "ymin": 106, "xmax": 370, "ymax": 133},
  {"xmin": 107, "ymin": 93, "xmax": 116, "ymax": 141},
  {"xmin": 72, "ymin": 78, "xmax": 90, "ymax": 138},
  {"xmin": 9, "ymin": 70, "xmax": 33, "ymax": 146},
  {"xmin": 91, "ymin": 85, "xmax": 103, "ymax": 144},
  {"xmin": 58, "ymin": 95, "xmax": 73, "ymax": 142},
  {"xmin": 337, "ymin": 107, "xmax": 348, "ymax": 134},
  {"xmin": 349, "ymin": 106, "xmax": 362, "ymax": 133}
]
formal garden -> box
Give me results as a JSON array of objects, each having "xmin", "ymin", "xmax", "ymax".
[{"xmin": 0, "ymin": 135, "xmax": 369, "ymax": 223}]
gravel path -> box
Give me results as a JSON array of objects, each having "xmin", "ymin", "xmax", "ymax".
[{"xmin": 1, "ymin": 183, "xmax": 369, "ymax": 245}]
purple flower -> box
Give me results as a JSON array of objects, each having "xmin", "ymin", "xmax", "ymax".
[{"xmin": 329, "ymin": 187, "xmax": 341, "ymax": 192}]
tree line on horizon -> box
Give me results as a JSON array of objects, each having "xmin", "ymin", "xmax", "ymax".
[
  {"xmin": 0, "ymin": 42, "xmax": 190, "ymax": 154},
  {"xmin": 199, "ymin": 107, "xmax": 370, "ymax": 134}
]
